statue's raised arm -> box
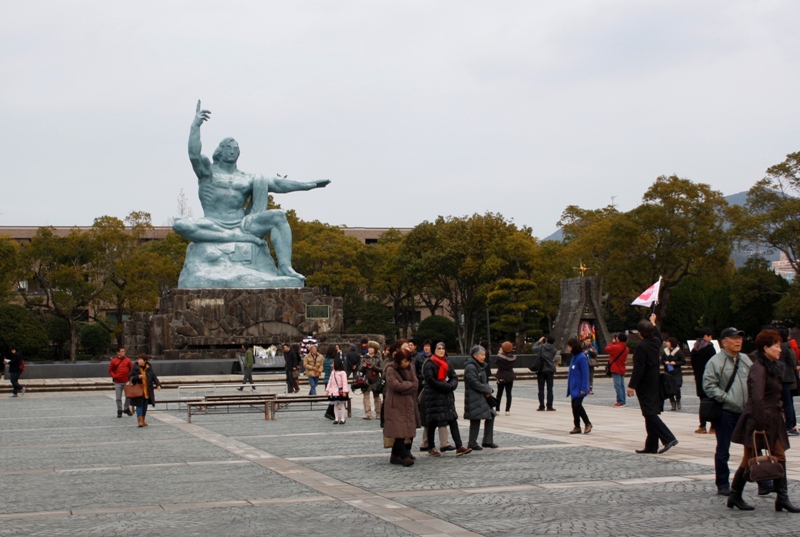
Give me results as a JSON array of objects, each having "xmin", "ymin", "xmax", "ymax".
[
  {"xmin": 188, "ymin": 100, "xmax": 212, "ymax": 181},
  {"xmin": 269, "ymin": 176, "xmax": 331, "ymax": 194}
]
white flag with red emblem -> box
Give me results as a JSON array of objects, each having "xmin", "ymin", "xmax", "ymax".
[{"xmin": 631, "ymin": 278, "xmax": 662, "ymax": 307}]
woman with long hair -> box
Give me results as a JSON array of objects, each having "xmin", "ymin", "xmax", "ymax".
[{"xmin": 728, "ymin": 329, "xmax": 798, "ymax": 512}]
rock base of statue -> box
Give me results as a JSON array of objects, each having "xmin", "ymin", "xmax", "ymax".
[
  {"xmin": 551, "ymin": 276, "xmax": 612, "ymax": 366},
  {"xmin": 178, "ymin": 242, "xmax": 304, "ymax": 289},
  {"xmin": 123, "ymin": 288, "xmax": 384, "ymax": 360}
]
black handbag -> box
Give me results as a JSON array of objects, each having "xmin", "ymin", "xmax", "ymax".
[
  {"xmin": 699, "ymin": 357, "xmax": 739, "ymax": 422},
  {"xmin": 486, "ymin": 395, "xmax": 499, "ymax": 409},
  {"xmin": 747, "ymin": 431, "xmax": 784, "ymax": 482}
]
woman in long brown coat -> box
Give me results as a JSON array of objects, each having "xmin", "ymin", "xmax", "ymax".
[
  {"xmin": 729, "ymin": 329, "xmax": 798, "ymax": 512},
  {"xmin": 383, "ymin": 348, "xmax": 420, "ymax": 467}
]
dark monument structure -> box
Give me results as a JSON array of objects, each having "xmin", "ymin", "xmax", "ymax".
[
  {"xmin": 551, "ymin": 276, "xmax": 612, "ymax": 363},
  {"xmin": 123, "ymin": 102, "xmax": 382, "ymax": 359}
]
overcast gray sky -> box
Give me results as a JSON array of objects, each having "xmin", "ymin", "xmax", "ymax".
[{"xmin": 1, "ymin": 1, "xmax": 798, "ymax": 238}]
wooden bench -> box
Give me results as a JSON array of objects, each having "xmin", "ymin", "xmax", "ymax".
[
  {"xmin": 186, "ymin": 398, "xmax": 273, "ymax": 423},
  {"xmin": 157, "ymin": 397, "xmax": 204, "ymax": 410},
  {"xmin": 271, "ymin": 395, "xmax": 351, "ymax": 418}
]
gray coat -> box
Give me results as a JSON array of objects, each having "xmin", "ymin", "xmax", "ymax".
[
  {"xmin": 531, "ymin": 342, "xmax": 557, "ymax": 374},
  {"xmin": 463, "ymin": 357, "xmax": 496, "ymax": 421}
]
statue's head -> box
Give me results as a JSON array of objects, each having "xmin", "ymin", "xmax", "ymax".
[{"xmin": 212, "ymin": 137, "xmax": 240, "ymax": 164}]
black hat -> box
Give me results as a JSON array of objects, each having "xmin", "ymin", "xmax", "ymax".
[
  {"xmin": 720, "ymin": 327, "xmax": 745, "ymax": 339},
  {"xmin": 698, "ymin": 327, "xmax": 713, "ymax": 337}
]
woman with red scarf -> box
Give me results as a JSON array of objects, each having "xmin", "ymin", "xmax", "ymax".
[{"xmin": 420, "ymin": 342, "xmax": 471, "ymax": 457}]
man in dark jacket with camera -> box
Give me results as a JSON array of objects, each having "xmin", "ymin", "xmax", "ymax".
[{"xmin": 532, "ymin": 336, "xmax": 557, "ymax": 411}]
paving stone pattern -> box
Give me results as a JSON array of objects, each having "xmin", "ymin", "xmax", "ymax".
[{"xmin": 2, "ymin": 390, "xmax": 800, "ymax": 536}]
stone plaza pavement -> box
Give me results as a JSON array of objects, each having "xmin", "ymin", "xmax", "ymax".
[{"xmin": 2, "ymin": 378, "xmax": 800, "ymax": 536}]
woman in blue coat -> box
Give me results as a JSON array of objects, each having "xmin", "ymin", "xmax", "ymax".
[{"xmin": 566, "ymin": 337, "xmax": 592, "ymax": 434}]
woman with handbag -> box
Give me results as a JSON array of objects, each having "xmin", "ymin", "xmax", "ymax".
[
  {"xmin": 383, "ymin": 348, "xmax": 420, "ymax": 467},
  {"xmin": 729, "ymin": 329, "xmax": 798, "ymax": 512},
  {"xmin": 325, "ymin": 358, "xmax": 350, "ymax": 425},
  {"xmin": 661, "ymin": 337, "xmax": 686, "ymax": 411},
  {"xmin": 128, "ymin": 354, "xmax": 161, "ymax": 428},
  {"xmin": 494, "ymin": 341, "xmax": 517, "ymax": 416}
]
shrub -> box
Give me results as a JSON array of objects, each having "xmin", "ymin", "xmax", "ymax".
[
  {"xmin": 79, "ymin": 323, "xmax": 111, "ymax": 358},
  {"xmin": 414, "ymin": 315, "xmax": 458, "ymax": 351},
  {"xmin": 0, "ymin": 305, "xmax": 48, "ymax": 358}
]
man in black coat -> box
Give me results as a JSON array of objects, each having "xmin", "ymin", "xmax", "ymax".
[
  {"xmin": 345, "ymin": 344, "xmax": 361, "ymax": 379},
  {"xmin": 627, "ymin": 316, "xmax": 678, "ymax": 454},
  {"xmin": 690, "ymin": 327, "xmax": 717, "ymax": 434},
  {"xmin": 777, "ymin": 327, "xmax": 799, "ymax": 436},
  {"xmin": 4, "ymin": 347, "xmax": 26, "ymax": 398}
]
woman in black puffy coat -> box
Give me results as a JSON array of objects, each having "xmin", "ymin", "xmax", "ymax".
[{"xmin": 421, "ymin": 342, "xmax": 471, "ymax": 457}]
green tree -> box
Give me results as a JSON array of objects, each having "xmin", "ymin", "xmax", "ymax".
[
  {"xmin": 0, "ymin": 305, "xmax": 48, "ymax": 358},
  {"xmin": 401, "ymin": 213, "xmax": 519, "ymax": 352},
  {"xmin": 413, "ymin": 315, "xmax": 458, "ymax": 351},
  {"xmin": 730, "ymin": 258, "xmax": 790, "ymax": 334},
  {"xmin": 0, "ymin": 237, "xmax": 20, "ymax": 304},
  {"xmin": 18, "ymin": 227, "xmax": 112, "ymax": 361},
  {"xmin": 736, "ymin": 151, "xmax": 800, "ymax": 273},
  {"xmin": 561, "ymin": 176, "xmax": 733, "ymax": 326},
  {"xmin": 659, "ymin": 274, "xmax": 733, "ymax": 342},
  {"xmin": 44, "ymin": 315, "xmax": 71, "ymax": 360},
  {"xmin": 79, "ymin": 322, "xmax": 112, "ymax": 357},
  {"xmin": 371, "ymin": 229, "xmax": 419, "ymax": 339}
]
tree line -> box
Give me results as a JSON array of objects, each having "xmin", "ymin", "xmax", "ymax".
[{"xmin": 1, "ymin": 151, "xmax": 798, "ymax": 360}]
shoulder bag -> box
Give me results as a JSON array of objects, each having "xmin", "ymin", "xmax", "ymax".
[
  {"xmin": 604, "ymin": 348, "xmax": 626, "ymax": 377},
  {"xmin": 529, "ymin": 347, "xmax": 544, "ymax": 373},
  {"xmin": 124, "ymin": 381, "xmax": 144, "ymax": 399},
  {"xmin": 747, "ymin": 431, "xmax": 784, "ymax": 482},
  {"xmin": 699, "ymin": 357, "xmax": 738, "ymax": 423}
]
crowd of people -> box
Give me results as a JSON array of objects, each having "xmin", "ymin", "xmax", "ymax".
[{"xmin": 7, "ymin": 320, "xmax": 800, "ymax": 512}]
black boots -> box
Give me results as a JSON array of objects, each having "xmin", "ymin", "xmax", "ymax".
[
  {"xmin": 676, "ymin": 397, "xmax": 681, "ymax": 410},
  {"xmin": 775, "ymin": 462, "xmax": 800, "ymax": 513},
  {"xmin": 727, "ymin": 468, "xmax": 755, "ymax": 510},
  {"xmin": 670, "ymin": 399, "xmax": 677, "ymax": 411}
]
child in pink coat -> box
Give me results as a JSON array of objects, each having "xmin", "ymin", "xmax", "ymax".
[{"xmin": 326, "ymin": 358, "xmax": 350, "ymax": 424}]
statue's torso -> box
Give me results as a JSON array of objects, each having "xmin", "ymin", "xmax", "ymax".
[{"xmin": 198, "ymin": 169, "xmax": 255, "ymax": 223}]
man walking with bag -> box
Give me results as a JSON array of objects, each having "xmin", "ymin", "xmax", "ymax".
[{"xmin": 702, "ymin": 328, "xmax": 769, "ymax": 496}]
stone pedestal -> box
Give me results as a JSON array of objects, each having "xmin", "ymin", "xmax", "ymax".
[
  {"xmin": 178, "ymin": 242, "xmax": 304, "ymax": 288},
  {"xmin": 124, "ymin": 288, "xmax": 354, "ymax": 360}
]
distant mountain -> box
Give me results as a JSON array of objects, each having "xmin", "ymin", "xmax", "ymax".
[{"xmin": 539, "ymin": 191, "xmax": 778, "ymax": 267}]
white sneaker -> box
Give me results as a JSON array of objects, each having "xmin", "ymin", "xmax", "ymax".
[
  {"xmin": 505, "ymin": 411, "xmax": 510, "ymax": 416},
  {"xmin": 20, "ymin": 387, "xmax": 26, "ymax": 396}
]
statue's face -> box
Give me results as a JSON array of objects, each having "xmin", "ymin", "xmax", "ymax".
[{"xmin": 219, "ymin": 141, "xmax": 240, "ymax": 163}]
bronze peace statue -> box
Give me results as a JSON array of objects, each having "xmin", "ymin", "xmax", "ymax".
[{"xmin": 172, "ymin": 101, "xmax": 330, "ymax": 288}]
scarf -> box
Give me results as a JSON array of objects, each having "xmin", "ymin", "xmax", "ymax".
[
  {"xmin": 431, "ymin": 355, "xmax": 449, "ymax": 381},
  {"xmin": 140, "ymin": 364, "xmax": 150, "ymax": 400},
  {"xmin": 757, "ymin": 351, "xmax": 785, "ymax": 379}
]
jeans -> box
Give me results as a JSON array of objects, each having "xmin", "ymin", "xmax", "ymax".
[
  {"xmin": 537, "ymin": 372, "xmax": 554, "ymax": 409},
  {"xmin": 782, "ymin": 383, "xmax": 797, "ymax": 430},
  {"xmin": 136, "ymin": 399, "xmax": 149, "ymax": 417},
  {"xmin": 113, "ymin": 382, "xmax": 130, "ymax": 412},
  {"xmin": 714, "ymin": 409, "xmax": 741, "ymax": 489},
  {"xmin": 9, "ymin": 372, "xmax": 23, "ymax": 395},
  {"xmin": 612, "ymin": 373, "xmax": 626, "ymax": 405},
  {"xmin": 308, "ymin": 376, "xmax": 318, "ymax": 395},
  {"xmin": 571, "ymin": 397, "xmax": 590, "ymax": 428},
  {"xmin": 496, "ymin": 381, "xmax": 513, "ymax": 412}
]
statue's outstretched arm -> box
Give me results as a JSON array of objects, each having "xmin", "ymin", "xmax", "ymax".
[
  {"xmin": 189, "ymin": 100, "xmax": 212, "ymax": 180},
  {"xmin": 269, "ymin": 177, "xmax": 331, "ymax": 194}
]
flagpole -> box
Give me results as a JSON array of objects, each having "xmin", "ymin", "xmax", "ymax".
[{"xmin": 649, "ymin": 276, "xmax": 663, "ymax": 318}]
